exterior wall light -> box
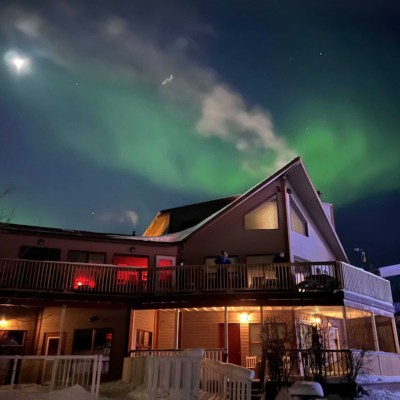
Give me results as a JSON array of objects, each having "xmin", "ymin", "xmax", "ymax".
[{"xmin": 240, "ymin": 313, "xmax": 250, "ymax": 323}]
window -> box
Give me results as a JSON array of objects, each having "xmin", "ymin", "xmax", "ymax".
[
  {"xmin": 19, "ymin": 246, "xmax": 61, "ymax": 261},
  {"xmin": 136, "ymin": 329, "xmax": 153, "ymax": 350},
  {"xmin": 245, "ymin": 196, "xmax": 279, "ymax": 230},
  {"xmin": 0, "ymin": 330, "xmax": 25, "ymax": 355},
  {"xmin": 290, "ymin": 200, "xmax": 308, "ymax": 236},
  {"xmin": 68, "ymin": 251, "xmax": 106, "ymax": 264},
  {"xmin": 72, "ymin": 328, "xmax": 112, "ymax": 355},
  {"xmin": 114, "ymin": 255, "xmax": 148, "ymax": 284}
]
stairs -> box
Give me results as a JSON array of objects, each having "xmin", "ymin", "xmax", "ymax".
[{"xmin": 251, "ymin": 380, "xmax": 263, "ymax": 400}]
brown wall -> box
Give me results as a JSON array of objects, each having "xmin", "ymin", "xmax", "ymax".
[
  {"xmin": 38, "ymin": 306, "xmax": 129, "ymax": 380},
  {"xmin": 182, "ymin": 182, "xmax": 286, "ymax": 264},
  {"xmin": 0, "ymin": 231, "xmax": 178, "ymax": 267}
]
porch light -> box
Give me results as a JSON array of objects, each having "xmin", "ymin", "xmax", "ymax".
[
  {"xmin": 313, "ymin": 317, "xmax": 321, "ymax": 325},
  {"xmin": 240, "ymin": 313, "xmax": 251, "ymax": 323},
  {"xmin": 0, "ymin": 318, "xmax": 6, "ymax": 327}
]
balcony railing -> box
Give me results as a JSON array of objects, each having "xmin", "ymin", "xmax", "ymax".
[
  {"xmin": 0, "ymin": 258, "xmax": 391, "ymax": 303},
  {"xmin": 0, "ymin": 258, "xmax": 343, "ymax": 295}
]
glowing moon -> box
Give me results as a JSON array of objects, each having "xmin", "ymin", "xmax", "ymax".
[{"xmin": 4, "ymin": 50, "xmax": 31, "ymax": 75}]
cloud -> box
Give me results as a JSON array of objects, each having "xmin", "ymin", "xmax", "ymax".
[
  {"xmin": 0, "ymin": 3, "xmax": 296, "ymax": 176},
  {"xmin": 96, "ymin": 210, "xmax": 138, "ymax": 227},
  {"xmin": 196, "ymin": 85, "xmax": 296, "ymax": 170}
]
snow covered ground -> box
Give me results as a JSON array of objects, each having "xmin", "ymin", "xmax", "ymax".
[{"xmin": 1, "ymin": 378, "xmax": 400, "ymax": 400}]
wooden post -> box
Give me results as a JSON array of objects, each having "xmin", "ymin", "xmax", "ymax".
[
  {"xmin": 50, "ymin": 305, "xmax": 67, "ymax": 391},
  {"xmin": 371, "ymin": 312, "xmax": 380, "ymax": 352},
  {"xmin": 224, "ymin": 307, "xmax": 229, "ymax": 362},
  {"xmin": 391, "ymin": 317, "xmax": 400, "ymax": 353},
  {"xmin": 342, "ymin": 306, "xmax": 349, "ymax": 347},
  {"xmin": 174, "ymin": 309, "xmax": 180, "ymax": 350}
]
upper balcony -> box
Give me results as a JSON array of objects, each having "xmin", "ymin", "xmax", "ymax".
[{"xmin": 0, "ymin": 258, "xmax": 393, "ymax": 309}]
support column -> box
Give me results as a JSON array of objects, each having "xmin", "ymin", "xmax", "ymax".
[
  {"xmin": 391, "ymin": 317, "xmax": 400, "ymax": 353},
  {"xmin": 174, "ymin": 309, "xmax": 180, "ymax": 350},
  {"xmin": 50, "ymin": 305, "xmax": 67, "ymax": 391},
  {"xmin": 224, "ymin": 307, "xmax": 229, "ymax": 362},
  {"xmin": 129, "ymin": 309, "xmax": 136, "ymax": 351},
  {"xmin": 57, "ymin": 305, "xmax": 67, "ymax": 356},
  {"xmin": 342, "ymin": 306, "xmax": 349, "ymax": 347},
  {"xmin": 260, "ymin": 306, "xmax": 264, "ymax": 327},
  {"xmin": 371, "ymin": 313, "xmax": 380, "ymax": 352}
]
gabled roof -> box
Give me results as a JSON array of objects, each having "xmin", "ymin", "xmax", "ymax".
[
  {"xmin": 137, "ymin": 157, "xmax": 349, "ymax": 262},
  {"xmin": 143, "ymin": 196, "xmax": 239, "ymax": 236}
]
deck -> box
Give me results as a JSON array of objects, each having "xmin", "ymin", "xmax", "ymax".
[{"xmin": 0, "ymin": 258, "xmax": 392, "ymax": 308}]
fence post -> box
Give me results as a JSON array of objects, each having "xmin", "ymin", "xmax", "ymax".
[{"xmin": 10, "ymin": 356, "xmax": 19, "ymax": 386}]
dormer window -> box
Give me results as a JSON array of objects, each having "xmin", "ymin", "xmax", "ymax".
[
  {"xmin": 290, "ymin": 199, "xmax": 308, "ymax": 236},
  {"xmin": 245, "ymin": 195, "xmax": 279, "ymax": 230}
]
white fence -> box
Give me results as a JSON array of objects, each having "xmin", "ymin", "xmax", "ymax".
[
  {"xmin": 123, "ymin": 349, "xmax": 254, "ymax": 400},
  {"xmin": 200, "ymin": 359, "xmax": 254, "ymax": 400},
  {"xmin": 0, "ymin": 355, "xmax": 103, "ymax": 397},
  {"xmin": 124, "ymin": 351, "xmax": 203, "ymax": 400}
]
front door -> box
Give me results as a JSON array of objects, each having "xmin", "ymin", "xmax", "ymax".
[{"xmin": 219, "ymin": 323, "xmax": 241, "ymax": 365}]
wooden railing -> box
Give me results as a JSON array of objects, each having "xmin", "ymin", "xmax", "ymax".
[
  {"xmin": 129, "ymin": 348, "xmax": 226, "ymax": 362},
  {"xmin": 0, "ymin": 354, "xmax": 103, "ymax": 396},
  {"xmin": 0, "ymin": 258, "xmax": 346, "ymax": 296}
]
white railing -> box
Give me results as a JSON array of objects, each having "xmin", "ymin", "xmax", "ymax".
[
  {"xmin": 0, "ymin": 355, "xmax": 102, "ymax": 397},
  {"xmin": 0, "ymin": 258, "xmax": 344, "ymax": 296},
  {"xmin": 200, "ymin": 358, "xmax": 254, "ymax": 400},
  {"xmin": 129, "ymin": 348, "xmax": 225, "ymax": 362},
  {"xmin": 123, "ymin": 351, "xmax": 203, "ymax": 400},
  {"xmin": 341, "ymin": 262, "xmax": 393, "ymax": 303}
]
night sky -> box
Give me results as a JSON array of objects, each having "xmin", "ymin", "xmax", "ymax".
[{"xmin": 0, "ymin": 0, "xmax": 399, "ymax": 268}]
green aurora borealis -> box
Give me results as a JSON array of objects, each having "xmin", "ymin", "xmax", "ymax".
[{"xmin": 0, "ymin": 0, "xmax": 399, "ymax": 266}]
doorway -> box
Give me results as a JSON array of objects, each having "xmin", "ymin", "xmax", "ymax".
[{"xmin": 219, "ymin": 323, "xmax": 241, "ymax": 365}]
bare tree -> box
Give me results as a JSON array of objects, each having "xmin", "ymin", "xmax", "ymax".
[{"xmin": 261, "ymin": 318, "xmax": 297, "ymax": 394}]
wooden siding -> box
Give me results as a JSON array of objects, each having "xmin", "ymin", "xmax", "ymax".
[
  {"xmin": 37, "ymin": 306, "xmax": 128, "ymax": 380},
  {"xmin": 156, "ymin": 312, "xmax": 175, "ymax": 349},
  {"xmin": 132, "ymin": 310, "xmax": 156, "ymax": 349}
]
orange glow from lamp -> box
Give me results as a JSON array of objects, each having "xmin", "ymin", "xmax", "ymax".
[{"xmin": 0, "ymin": 318, "xmax": 7, "ymax": 327}]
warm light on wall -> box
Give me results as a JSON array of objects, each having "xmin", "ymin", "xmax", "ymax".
[
  {"xmin": 240, "ymin": 313, "xmax": 251, "ymax": 323},
  {"xmin": 0, "ymin": 318, "xmax": 7, "ymax": 327}
]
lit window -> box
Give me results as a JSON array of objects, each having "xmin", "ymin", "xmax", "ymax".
[
  {"xmin": 245, "ymin": 196, "xmax": 279, "ymax": 230},
  {"xmin": 290, "ymin": 200, "xmax": 308, "ymax": 236},
  {"xmin": 114, "ymin": 255, "xmax": 148, "ymax": 284}
]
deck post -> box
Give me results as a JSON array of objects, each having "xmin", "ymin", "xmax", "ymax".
[
  {"xmin": 342, "ymin": 306, "xmax": 349, "ymax": 347},
  {"xmin": 50, "ymin": 305, "xmax": 67, "ymax": 391},
  {"xmin": 224, "ymin": 306, "xmax": 229, "ymax": 362},
  {"xmin": 174, "ymin": 308, "xmax": 180, "ymax": 350},
  {"xmin": 260, "ymin": 306, "xmax": 264, "ymax": 326},
  {"xmin": 391, "ymin": 317, "xmax": 400, "ymax": 353},
  {"xmin": 371, "ymin": 313, "xmax": 380, "ymax": 352}
]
